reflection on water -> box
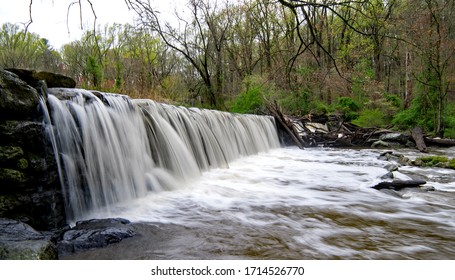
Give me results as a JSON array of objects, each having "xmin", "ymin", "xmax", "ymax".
[{"xmin": 71, "ymin": 147, "xmax": 455, "ymax": 259}]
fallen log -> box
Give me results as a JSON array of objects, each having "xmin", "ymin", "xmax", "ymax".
[
  {"xmin": 267, "ymin": 101, "xmax": 306, "ymax": 149},
  {"xmin": 424, "ymin": 137, "xmax": 455, "ymax": 147},
  {"xmin": 411, "ymin": 126, "xmax": 427, "ymax": 152}
]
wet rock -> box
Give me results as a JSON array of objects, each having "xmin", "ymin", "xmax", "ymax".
[
  {"xmin": 0, "ymin": 168, "xmax": 28, "ymax": 187},
  {"xmin": 0, "ymin": 121, "xmax": 47, "ymax": 152},
  {"xmin": 398, "ymin": 155, "xmax": 411, "ymax": 165},
  {"xmin": 372, "ymin": 140, "xmax": 391, "ymax": 148},
  {"xmin": 380, "ymin": 172, "xmax": 394, "ymax": 180},
  {"xmin": 421, "ymin": 185, "xmax": 436, "ymax": 192},
  {"xmin": 0, "ymin": 68, "xmax": 39, "ymax": 120},
  {"xmin": 372, "ymin": 179, "xmax": 427, "ymax": 191},
  {"xmin": 57, "ymin": 218, "xmax": 136, "ymax": 257},
  {"xmin": 384, "ymin": 163, "xmax": 400, "ymax": 172},
  {"xmin": 379, "ymin": 133, "xmax": 410, "ymax": 144},
  {"xmin": 0, "ymin": 218, "xmax": 57, "ymax": 259},
  {"xmin": 1, "ymin": 68, "xmax": 65, "ymax": 231},
  {"xmin": 0, "ymin": 146, "xmax": 24, "ymax": 163},
  {"xmin": 5, "ymin": 68, "xmax": 76, "ymax": 88},
  {"xmin": 378, "ymin": 151, "xmax": 393, "ymax": 161}
]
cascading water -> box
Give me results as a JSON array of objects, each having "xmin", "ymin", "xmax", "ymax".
[{"xmin": 43, "ymin": 88, "xmax": 280, "ymax": 222}]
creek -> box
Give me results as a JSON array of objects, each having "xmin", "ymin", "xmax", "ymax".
[{"xmin": 64, "ymin": 146, "xmax": 455, "ymax": 259}]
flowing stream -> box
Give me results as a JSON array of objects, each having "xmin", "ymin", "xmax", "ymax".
[
  {"xmin": 71, "ymin": 146, "xmax": 455, "ymax": 259},
  {"xmin": 44, "ymin": 89, "xmax": 455, "ymax": 259}
]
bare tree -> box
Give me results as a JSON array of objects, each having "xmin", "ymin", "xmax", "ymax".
[{"xmin": 125, "ymin": 0, "xmax": 231, "ymax": 108}]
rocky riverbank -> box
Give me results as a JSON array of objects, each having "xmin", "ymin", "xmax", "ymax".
[
  {"xmin": 0, "ymin": 67, "xmax": 73, "ymax": 259},
  {"xmin": 0, "ymin": 68, "xmax": 68, "ymax": 231}
]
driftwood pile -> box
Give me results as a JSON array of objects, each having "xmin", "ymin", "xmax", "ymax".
[{"xmin": 268, "ymin": 101, "xmax": 455, "ymax": 151}]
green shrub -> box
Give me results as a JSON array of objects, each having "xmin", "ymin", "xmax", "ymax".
[
  {"xmin": 337, "ymin": 97, "xmax": 360, "ymax": 111},
  {"xmin": 230, "ymin": 86, "xmax": 263, "ymax": 114},
  {"xmin": 310, "ymin": 100, "xmax": 330, "ymax": 115},
  {"xmin": 444, "ymin": 128, "xmax": 455, "ymax": 139},
  {"xmin": 336, "ymin": 97, "xmax": 360, "ymax": 121},
  {"xmin": 278, "ymin": 88, "xmax": 311, "ymax": 115},
  {"xmin": 230, "ymin": 75, "xmax": 275, "ymax": 114},
  {"xmin": 352, "ymin": 109, "xmax": 385, "ymax": 128},
  {"xmin": 384, "ymin": 93, "xmax": 402, "ymax": 108}
]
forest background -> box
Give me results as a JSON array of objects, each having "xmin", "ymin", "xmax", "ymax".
[{"xmin": 1, "ymin": 0, "xmax": 454, "ymax": 138}]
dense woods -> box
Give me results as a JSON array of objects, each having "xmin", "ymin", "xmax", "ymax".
[{"xmin": 1, "ymin": 0, "xmax": 454, "ymax": 137}]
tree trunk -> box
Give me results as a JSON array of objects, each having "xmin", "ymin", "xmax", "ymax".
[{"xmin": 411, "ymin": 126, "xmax": 427, "ymax": 152}]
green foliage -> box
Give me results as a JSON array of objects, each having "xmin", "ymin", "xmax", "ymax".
[
  {"xmin": 85, "ymin": 56, "xmax": 103, "ymax": 88},
  {"xmin": 352, "ymin": 109, "xmax": 385, "ymax": 128},
  {"xmin": 450, "ymin": 159, "xmax": 455, "ymax": 169},
  {"xmin": 335, "ymin": 97, "xmax": 360, "ymax": 121},
  {"xmin": 415, "ymin": 156, "xmax": 455, "ymax": 169},
  {"xmin": 230, "ymin": 76, "xmax": 269, "ymax": 114},
  {"xmin": 384, "ymin": 93, "xmax": 402, "ymax": 108},
  {"xmin": 417, "ymin": 156, "xmax": 448, "ymax": 166},
  {"xmin": 414, "ymin": 156, "xmax": 455, "ymax": 170},
  {"xmin": 351, "ymin": 59, "xmax": 375, "ymax": 101},
  {"xmin": 311, "ymin": 101, "xmax": 330, "ymax": 115},
  {"xmin": 0, "ymin": 23, "xmax": 60, "ymax": 70},
  {"xmin": 392, "ymin": 94, "xmax": 432, "ymax": 131},
  {"xmin": 278, "ymin": 88, "xmax": 311, "ymax": 115},
  {"xmin": 443, "ymin": 104, "xmax": 455, "ymax": 138},
  {"xmin": 230, "ymin": 88, "xmax": 263, "ymax": 114}
]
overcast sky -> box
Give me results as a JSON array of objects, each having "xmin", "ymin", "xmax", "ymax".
[{"xmin": 0, "ymin": 0, "xmax": 179, "ymax": 49}]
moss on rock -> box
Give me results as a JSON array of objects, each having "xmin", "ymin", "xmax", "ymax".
[
  {"xmin": 0, "ymin": 168, "xmax": 28, "ymax": 186},
  {"xmin": 0, "ymin": 146, "xmax": 24, "ymax": 163},
  {"xmin": 414, "ymin": 155, "xmax": 455, "ymax": 169},
  {"xmin": 0, "ymin": 69, "xmax": 39, "ymax": 120},
  {"xmin": 16, "ymin": 158, "xmax": 28, "ymax": 170}
]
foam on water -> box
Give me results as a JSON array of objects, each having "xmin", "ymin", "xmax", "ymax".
[{"xmin": 81, "ymin": 147, "xmax": 455, "ymax": 259}]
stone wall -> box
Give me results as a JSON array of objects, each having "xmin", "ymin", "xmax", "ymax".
[{"xmin": 0, "ymin": 68, "xmax": 66, "ymax": 231}]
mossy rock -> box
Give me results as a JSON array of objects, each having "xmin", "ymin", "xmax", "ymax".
[
  {"xmin": 0, "ymin": 168, "xmax": 28, "ymax": 187},
  {"xmin": 449, "ymin": 159, "xmax": 455, "ymax": 169},
  {"xmin": 0, "ymin": 146, "xmax": 24, "ymax": 163},
  {"xmin": 417, "ymin": 156, "xmax": 448, "ymax": 166},
  {"xmin": 0, "ymin": 68, "xmax": 39, "ymax": 120},
  {"xmin": 0, "ymin": 241, "xmax": 58, "ymax": 260},
  {"xmin": 0, "ymin": 121, "xmax": 46, "ymax": 152},
  {"xmin": 16, "ymin": 158, "xmax": 28, "ymax": 170},
  {"xmin": 414, "ymin": 156, "xmax": 455, "ymax": 169},
  {"xmin": 0, "ymin": 219, "xmax": 58, "ymax": 260}
]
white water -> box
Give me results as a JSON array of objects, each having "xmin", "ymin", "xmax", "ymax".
[
  {"xmin": 45, "ymin": 89, "xmax": 280, "ymax": 221},
  {"xmin": 82, "ymin": 147, "xmax": 455, "ymax": 259}
]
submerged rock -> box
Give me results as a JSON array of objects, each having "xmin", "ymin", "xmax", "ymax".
[
  {"xmin": 0, "ymin": 218, "xmax": 57, "ymax": 259},
  {"xmin": 57, "ymin": 218, "xmax": 136, "ymax": 258}
]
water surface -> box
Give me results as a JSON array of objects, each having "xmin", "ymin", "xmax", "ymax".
[{"xmin": 69, "ymin": 147, "xmax": 455, "ymax": 259}]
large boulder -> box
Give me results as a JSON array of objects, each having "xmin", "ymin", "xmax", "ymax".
[
  {"xmin": 57, "ymin": 218, "xmax": 136, "ymax": 257},
  {"xmin": 0, "ymin": 218, "xmax": 58, "ymax": 259},
  {"xmin": 5, "ymin": 68, "xmax": 76, "ymax": 89},
  {"xmin": 0, "ymin": 69, "xmax": 39, "ymax": 120}
]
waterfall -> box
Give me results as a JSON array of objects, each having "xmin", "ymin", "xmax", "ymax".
[{"xmin": 44, "ymin": 88, "xmax": 280, "ymax": 222}]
